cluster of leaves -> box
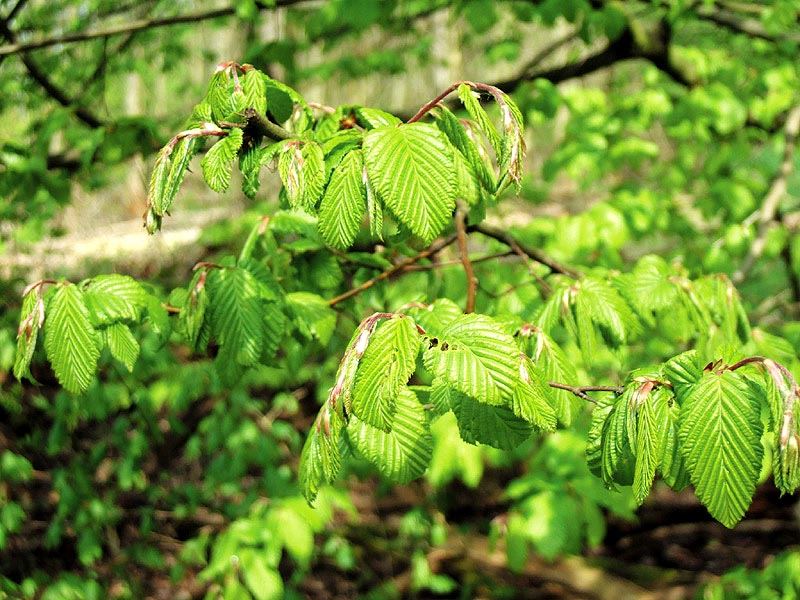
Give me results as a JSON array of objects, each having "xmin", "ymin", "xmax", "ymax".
[
  {"xmin": 701, "ymin": 549, "xmax": 800, "ymax": 599},
  {"xmin": 144, "ymin": 63, "xmax": 525, "ymax": 248}
]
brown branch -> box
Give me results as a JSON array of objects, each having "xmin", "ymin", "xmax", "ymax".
[
  {"xmin": 327, "ymin": 234, "xmax": 459, "ymax": 307},
  {"xmin": 696, "ymin": 6, "xmax": 800, "ymax": 43},
  {"xmin": 733, "ymin": 105, "xmax": 800, "ymax": 283},
  {"xmin": 0, "ymin": 0, "xmax": 311, "ymax": 57},
  {"xmin": 455, "ymin": 207, "xmax": 476, "ymax": 313},
  {"xmin": 469, "ymin": 222, "xmax": 581, "ymax": 278},
  {"xmin": 548, "ymin": 382, "xmax": 623, "ymax": 401},
  {"xmin": 243, "ymin": 107, "xmax": 292, "ymax": 140}
]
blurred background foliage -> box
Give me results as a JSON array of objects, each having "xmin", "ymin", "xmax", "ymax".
[{"xmin": 1, "ymin": 0, "xmax": 800, "ymax": 598}]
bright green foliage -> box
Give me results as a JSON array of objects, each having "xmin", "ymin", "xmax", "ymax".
[
  {"xmin": 82, "ymin": 274, "xmax": 146, "ymax": 326},
  {"xmin": 679, "ymin": 370, "xmax": 764, "ymax": 528},
  {"xmin": 424, "ymin": 313, "xmax": 518, "ymax": 405},
  {"xmin": 104, "ymin": 323, "xmax": 139, "ymax": 372},
  {"xmin": 363, "ymin": 123, "xmax": 456, "ymax": 243},
  {"xmin": 351, "ymin": 316, "xmax": 420, "ymax": 431},
  {"xmin": 347, "ymin": 387, "xmax": 432, "ymax": 482},
  {"xmin": 201, "ymin": 127, "xmax": 243, "ymax": 192},
  {"xmin": 44, "ymin": 283, "xmax": 100, "ymax": 394},
  {"xmin": 630, "ymin": 385, "xmax": 670, "ymax": 506},
  {"xmin": 13, "ymin": 289, "xmax": 42, "ymax": 380},
  {"xmin": 318, "ymin": 150, "xmax": 366, "ymax": 249}
]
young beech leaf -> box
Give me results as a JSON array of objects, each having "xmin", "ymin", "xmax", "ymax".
[
  {"xmin": 363, "ymin": 123, "xmax": 456, "ymax": 243},
  {"xmin": 351, "ymin": 316, "xmax": 421, "ymax": 431},
  {"xmin": 512, "ymin": 356, "xmax": 557, "ymax": 431},
  {"xmin": 82, "ymin": 274, "xmax": 146, "ymax": 326},
  {"xmin": 299, "ymin": 407, "xmax": 346, "ymax": 504},
  {"xmin": 435, "ymin": 105, "xmax": 495, "ymax": 191},
  {"xmin": 318, "ymin": 150, "xmax": 366, "ymax": 249},
  {"xmin": 457, "ymin": 83, "xmax": 503, "ymax": 159},
  {"xmin": 241, "ymin": 67, "xmax": 267, "ymax": 116},
  {"xmin": 355, "ymin": 107, "xmax": 402, "ymax": 129},
  {"xmin": 201, "ymin": 128, "xmax": 243, "ymax": 193},
  {"xmin": 678, "ymin": 370, "xmax": 764, "ymax": 528},
  {"xmin": 44, "ymin": 283, "xmax": 100, "ymax": 394},
  {"xmin": 531, "ymin": 330, "xmax": 581, "ymax": 426},
  {"xmin": 448, "ymin": 387, "xmax": 533, "ymax": 450},
  {"xmin": 104, "ymin": 323, "xmax": 140, "ymax": 372},
  {"xmin": 179, "ymin": 270, "xmax": 209, "ymax": 351},
  {"xmin": 206, "ymin": 267, "xmax": 264, "ymax": 366},
  {"xmin": 423, "ymin": 313, "xmax": 518, "ymax": 406},
  {"xmin": 13, "ymin": 289, "xmax": 43, "ymax": 380},
  {"xmin": 630, "ymin": 385, "xmax": 671, "ymax": 506},
  {"xmin": 347, "ymin": 387, "xmax": 432, "ymax": 483},
  {"xmin": 301, "ymin": 141, "xmax": 326, "ymax": 209}
]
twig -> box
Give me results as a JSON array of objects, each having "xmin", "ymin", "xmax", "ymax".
[
  {"xmin": 548, "ymin": 382, "xmax": 623, "ymax": 401},
  {"xmin": 734, "ymin": 105, "xmax": 800, "ymax": 283},
  {"xmin": 243, "ymin": 107, "xmax": 292, "ymax": 140},
  {"xmin": 469, "ymin": 222, "xmax": 581, "ymax": 278},
  {"xmin": 401, "ymin": 251, "xmax": 514, "ymax": 271},
  {"xmin": 0, "ymin": 0, "xmax": 312, "ymax": 57},
  {"xmin": 327, "ymin": 234, "xmax": 459, "ymax": 306},
  {"xmin": 455, "ymin": 207, "xmax": 476, "ymax": 313}
]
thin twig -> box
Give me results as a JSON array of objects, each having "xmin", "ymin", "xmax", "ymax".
[
  {"xmin": 0, "ymin": 0, "xmax": 312, "ymax": 57},
  {"xmin": 734, "ymin": 105, "xmax": 800, "ymax": 283},
  {"xmin": 327, "ymin": 235, "xmax": 459, "ymax": 306},
  {"xmin": 548, "ymin": 382, "xmax": 623, "ymax": 401},
  {"xmin": 469, "ymin": 223, "xmax": 581, "ymax": 278},
  {"xmin": 455, "ymin": 207, "xmax": 476, "ymax": 313}
]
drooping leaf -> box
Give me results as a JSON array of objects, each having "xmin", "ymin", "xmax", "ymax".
[
  {"xmin": 104, "ymin": 323, "xmax": 140, "ymax": 372},
  {"xmin": 318, "ymin": 149, "xmax": 366, "ymax": 249},
  {"xmin": 457, "ymin": 83, "xmax": 502, "ymax": 158},
  {"xmin": 207, "ymin": 267, "xmax": 264, "ymax": 366},
  {"xmin": 630, "ymin": 386, "xmax": 670, "ymax": 506},
  {"xmin": 351, "ymin": 316, "xmax": 421, "ymax": 431},
  {"xmin": 512, "ymin": 356, "xmax": 557, "ymax": 431},
  {"xmin": 347, "ymin": 387, "xmax": 432, "ymax": 483},
  {"xmin": 201, "ymin": 128, "xmax": 243, "ymax": 193},
  {"xmin": 678, "ymin": 370, "xmax": 764, "ymax": 527},
  {"xmin": 449, "ymin": 388, "xmax": 532, "ymax": 450},
  {"xmin": 13, "ymin": 289, "xmax": 43, "ymax": 380},
  {"xmin": 82, "ymin": 274, "xmax": 147, "ymax": 326},
  {"xmin": 423, "ymin": 313, "xmax": 518, "ymax": 405},
  {"xmin": 285, "ymin": 292, "xmax": 336, "ymax": 345},
  {"xmin": 363, "ymin": 123, "xmax": 456, "ymax": 243},
  {"xmin": 299, "ymin": 407, "xmax": 346, "ymax": 504},
  {"xmin": 44, "ymin": 283, "xmax": 100, "ymax": 394}
]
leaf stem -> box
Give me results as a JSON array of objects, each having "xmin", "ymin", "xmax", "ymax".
[{"xmin": 455, "ymin": 207, "xmax": 476, "ymax": 313}]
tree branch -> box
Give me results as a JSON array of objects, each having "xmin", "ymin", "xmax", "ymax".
[
  {"xmin": 0, "ymin": 0, "xmax": 311, "ymax": 57},
  {"xmin": 455, "ymin": 207, "xmax": 477, "ymax": 313},
  {"xmin": 733, "ymin": 105, "xmax": 800, "ymax": 283},
  {"xmin": 695, "ymin": 6, "xmax": 800, "ymax": 43},
  {"xmin": 548, "ymin": 382, "xmax": 623, "ymax": 401},
  {"xmin": 327, "ymin": 234, "xmax": 459, "ymax": 307},
  {"xmin": 468, "ymin": 222, "xmax": 581, "ymax": 278}
]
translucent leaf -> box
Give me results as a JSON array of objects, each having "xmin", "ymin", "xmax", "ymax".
[
  {"xmin": 678, "ymin": 371, "xmax": 764, "ymax": 527},
  {"xmin": 104, "ymin": 323, "xmax": 139, "ymax": 372},
  {"xmin": 663, "ymin": 350, "xmax": 702, "ymax": 403},
  {"xmin": 423, "ymin": 313, "xmax": 518, "ymax": 405},
  {"xmin": 301, "ymin": 141, "xmax": 326, "ymax": 209},
  {"xmin": 179, "ymin": 270, "xmax": 209, "ymax": 351},
  {"xmin": 363, "ymin": 123, "xmax": 456, "ymax": 243},
  {"xmin": 457, "ymin": 83, "xmax": 502, "ymax": 158},
  {"xmin": 408, "ymin": 298, "xmax": 462, "ymax": 339},
  {"xmin": 351, "ymin": 316, "xmax": 421, "ymax": 431},
  {"xmin": 239, "ymin": 145, "xmax": 265, "ymax": 199},
  {"xmin": 435, "ymin": 105, "xmax": 495, "ymax": 191},
  {"xmin": 44, "ymin": 283, "xmax": 100, "ymax": 393},
  {"xmin": 532, "ymin": 331, "xmax": 581, "ymax": 426},
  {"xmin": 201, "ymin": 128, "xmax": 243, "ymax": 193},
  {"xmin": 356, "ymin": 107, "xmax": 402, "ymax": 128},
  {"xmin": 318, "ymin": 150, "xmax": 366, "ymax": 249},
  {"xmin": 347, "ymin": 387, "xmax": 432, "ymax": 483},
  {"xmin": 365, "ymin": 168, "xmax": 383, "ymax": 240},
  {"xmin": 82, "ymin": 274, "xmax": 146, "ymax": 326}
]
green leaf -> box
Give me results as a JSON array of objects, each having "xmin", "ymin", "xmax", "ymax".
[
  {"xmin": 240, "ymin": 549, "xmax": 283, "ymax": 600},
  {"xmin": 347, "ymin": 387, "xmax": 432, "ymax": 483},
  {"xmin": 663, "ymin": 351, "xmax": 702, "ymax": 403},
  {"xmin": 13, "ymin": 289, "xmax": 43, "ymax": 380},
  {"xmin": 356, "ymin": 107, "xmax": 402, "ymax": 128},
  {"xmin": 599, "ymin": 394, "xmax": 635, "ymax": 487},
  {"xmin": 286, "ymin": 292, "xmax": 336, "ymax": 345},
  {"xmin": 512, "ymin": 356, "xmax": 557, "ymax": 431},
  {"xmin": 104, "ymin": 323, "xmax": 139, "ymax": 372},
  {"xmin": 299, "ymin": 407, "xmax": 346, "ymax": 504},
  {"xmin": 423, "ymin": 313, "xmax": 518, "ymax": 405},
  {"xmin": 457, "ymin": 83, "xmax": 502, "ymax": 158},
  {"xmin": 45, "ymin": 283, "xmax": 100, "ymax": 393},
  {"xmin": 449, "ymin": 388, "xmax": 532, "ymax": 450},
  {"xmin": 318, "ymin": 150, "xmax": 366, "ymax": 249},
  {"xmin": 532, "ymin": 331, "xmax": 581, "ymax": 425},
  {"xmin": 363, "ymin": 123, "xmax": 456, "ymax": 243},
  {"xmin": 147, "ymin": 147, "xmax": 171, "ymax": 218},
  {"xmin": 207, "ymin": 267, "xmax": 264, "ymax": 366},
  {"xmin": 678, "ymin": 371, "xmax": 764, "ymax": 527},
  {"xmin": 82, "ymin": 274, "xmax": 146, "ymax": 326},
  {"xmin": 365, "ymin": 169, "xmax": 383, "ymax": 240},
  {"xmin": 241, "ymin": 67, "xmax": 267, "ymax": 116},
  {"xmin": 201, "ymin": 128, "xmax": 243, "ymax": 193},
  {"xmin": 351, "ymin": 316, "xmax": 421, "ymax": 431},
  {"xmin": 630, "ymin": 386, "xmax": 670, "ymax": 506},
  {"xmin": 239, "ymin": 145, "xmax": 264, "ymax": 199},
  {"xmin": 301, "ymin": 141, "xmax": 326, "ymax": 209},
  {"xmin": 408, "ymin": 298, "xmax": 462, "ymax": 339},
  {"xmin": 435, "ymin": 105, "xmax": 495, "ymax": 191}
]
